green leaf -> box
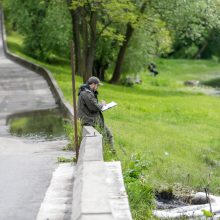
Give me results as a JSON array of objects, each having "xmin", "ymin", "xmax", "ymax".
[{"xmin": 202, "ymin": 209, "xmax": 214, "ymax": 217}]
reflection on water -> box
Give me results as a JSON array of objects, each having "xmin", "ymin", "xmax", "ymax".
[
  {"xmin": 202, "ymin": 77, "xmax": 220, "ymax": 88},
  {"xmin": 8, "ymin": 110, "xmax": 69, "ymax": 141}
]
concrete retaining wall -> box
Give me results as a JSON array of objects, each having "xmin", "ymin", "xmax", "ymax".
[
  {"xmin": 72, "ymin": 126, "xmax": 132, "ymax": 220},
  {"xmin": 72, "ymin": 126, "xmax": 114, "ymax": 220}
]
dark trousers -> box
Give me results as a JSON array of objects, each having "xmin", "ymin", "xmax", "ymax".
[{"xmin": 103, "ymin": 125, "xmax": 114, "ymax": 150}]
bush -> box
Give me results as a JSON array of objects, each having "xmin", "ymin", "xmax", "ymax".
[
  {"xmin": 124, "ymin": 154, "xmax": 155, "ymax": 220},
  {"xmin": 4, "ymin": 0, "xmax": 71, "ymax": 60}
]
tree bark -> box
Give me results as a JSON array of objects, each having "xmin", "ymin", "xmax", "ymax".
[
  {"xmin": 70, "ymin": 8, "xmax": 83, "ymax": 76},
  {"xmin": 193, "ymin": 41, "xmax": 208, "ymax": 59},
  {"xmin": 66, "ymin": 0, "xmax": 83, "ymax": 76},
  {"xmin": 92, "ymin": 60, "xmax": 108, "ymax": 81},
  {"xmin": 109, "ymin": 23, "xmax": 134, "ymax": 83},
  {"xmin": 81, "ymin": 13, "xmax": 89, "ymax": 82},
  {"xmin": 109, "ymin": 2, "xmax": 147, "ymax": 83},
  {"xmin": 83, "ymin": 11, "xmax": 97, "ymax": 82}
]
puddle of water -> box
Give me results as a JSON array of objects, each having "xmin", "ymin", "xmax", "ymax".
[
  {"xmin": 156, "ymin": 198, "xmax": 189, "ymax": 210},
  {"xmin": 202, "ymin": 77, "xmax": 220, "ymax": 88},
  {"xmin": 155, "ymin": 190, "xmax": 190, "ymax": 210},
  {"xmin": 8, "ymin": 110, "xmax": 70, "ymax": 141}
]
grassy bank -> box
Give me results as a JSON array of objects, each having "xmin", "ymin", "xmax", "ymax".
[{"xmin": 6, "ymin": 31, "xmax": 220, "ymax": 219}]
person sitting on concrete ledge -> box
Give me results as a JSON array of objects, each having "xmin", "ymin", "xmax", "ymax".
[{"xmin": 77, "ymin": 76, "xmax": 115, "ymax": 152}]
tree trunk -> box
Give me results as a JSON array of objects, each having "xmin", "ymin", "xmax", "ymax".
[
  {"xmin": 92, "ymin": 60, "xmax": 108, "ymax": 81},
  {"xmin": 83, "ymin": 11, "xmax": 97, "ymax": 82},
  {"xmin": 82, "ymin": 15, "xmax": 89, "ymax": 83},
  {"xmin": 66, "ymin": 0, "xmax": 83, "ymax": 76},
  {"xmin": 109, "ymin": 23, "xmax": 134, "ymax": 83},
  {"xmin": 70, "ymin": 8, "xmax": 83, "ymax": 76},
  {"xmin": 109, "ymin": 2, "xmax": 147, "ymax": 84},
  {"xmin": 193, "ymin": 41, "xmax": 208, "ymax": 59}
]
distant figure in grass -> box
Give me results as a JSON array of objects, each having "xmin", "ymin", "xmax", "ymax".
[
  {"xmin": 77, "ymin": 76, "xmax": 115, "ymax": 152},
  {"xmin": 148, "ymin": 63, "xmax": 159, "ymax": 77}
]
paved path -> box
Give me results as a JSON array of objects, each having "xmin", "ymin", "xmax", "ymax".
[
  {"xmin": 0, "ymin": 20, "xmax": 57, "ymax": 124},
  {"xmin": 0, "ymin": 12, "xmax": 73, "ymax": 220}
]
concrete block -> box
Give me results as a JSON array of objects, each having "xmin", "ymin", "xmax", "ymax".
[
  {"xmin": 83, "ymin": 136, "xmax": 103, "ymax": 161},
  {"xmin": 78, "ymin": 136, "xmax": 103, "ymax": 162},
  {"xmin": 105, "ymin": 162, "xmax": 133, "ymax": 220},
  {"xmin": 83, "ymin": 126, "xmax": 101, "ymax": 137},
  {"xmin": 72, "ymin": 161, "xmax": 113, "ymax": 220}
]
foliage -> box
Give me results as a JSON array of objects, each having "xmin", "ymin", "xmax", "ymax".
[
  {"xmin": 156, "ymin": 0, "xmax": 220, "ymax": 58},
  {"xmin": 4, "ymin": 0, "xmax": 220, "ymax": 81},
  {"xmin": 124, "ymin": 154, "xmax": 155, "ymax": 219},
  {"xmin": 202, "ymin": 209, "xmax": 214, "ymax": 218},
  {"xmin": 3, "ymin": 0, "xmax": 71, "ymax": 60},
  {"xmin": 69, "ymin": 0, "xmax": 148, "ymax": 81},
  {"xmin": 122, "ymin": 18, "xmax": 172, "ymax": 74},
  {"xmin": 41, "ymin": 0, "xmax": 72, "ymax": 58},
  {"xmin": 94, "ymin": 37, "xmax": 119, "ymax": 80},
  {"xmin": 63, "ymin": 119, "xmax": 82, "ymax": 151},
  {"xmin": 57, "ymin": 156, "xmax": 76, "ymax": 163},
  {"xmin": 3, "ymin": 0, "xmax": 47, "ymax": 57},
  {"xmin": 202, "ymin": 28, "xmax": 220, "ymax": 59}
]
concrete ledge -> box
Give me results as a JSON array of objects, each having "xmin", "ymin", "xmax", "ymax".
[
  {"xmin": 72, "ymin": 127, "xmax": 114, "ymax": 220},
  {"xmin": 82, "ymin": 126, "xmax": 101, "ymax": 137},
  {"xmin": 0, "ymin": 10, "xmax": 73, "ymax": 120},
  {"xmin": 105, "ymin": 162, "xmax": 132, "ymax": 220},
  {"xmin": 72, "ymin": 126, "xmax": 132, "ymax": 220}
]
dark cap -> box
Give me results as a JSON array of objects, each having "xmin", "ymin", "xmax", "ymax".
[{"xmin": 87, "ymin": 76, "xmax": 103, "ymax": 85}]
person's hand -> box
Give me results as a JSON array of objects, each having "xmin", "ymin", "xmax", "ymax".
[{"xmin": 101, "ymin": 100, "xmax": 106, "ymax": 106}]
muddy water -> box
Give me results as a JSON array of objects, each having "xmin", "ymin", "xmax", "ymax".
[
  {"xmin": 8, "ymin": 110, "xmax": 69, "ymax": 141},
  {"xmin": 202, "ymin": 77, "xmax": 220, "ymax": 88},
  {"xmin": 201, "ymin": 77, "xmax": 220, "ymax": 96}
]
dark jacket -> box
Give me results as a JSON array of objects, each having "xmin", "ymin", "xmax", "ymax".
[{"xmin": 77, "ymin": 84, "xmax": 104, "ymax": 127}]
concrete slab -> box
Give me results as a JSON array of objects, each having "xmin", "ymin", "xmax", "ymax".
[
  {"xmin": 105, "ymin": 162, "xmax": 132, "ymax": 220},
  {"xmin": 37, "ymin": 164, "xmax": 75, "ymax": 220}
]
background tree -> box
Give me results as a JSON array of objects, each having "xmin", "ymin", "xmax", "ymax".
[
  {"xmin": 68, "ymin": 0, "xmax": 137, "ymax": 82},
  {"xmin": 3, "ymin": 0, "xmax": 220, "ymax": 83},
  {"xmin": 155, "ymin": 0, "xmax": 220, "ymax": 59},
  {"xmin": 4, "ymin": 0, "xmax": 48, "ymax": 58},
  {"xmin": 122, "ymin": 17, "xmax": 172, "ymax": 75},
  {"xmin": 3, "ymin": 0, "xmax": 71, "ymax": 60},
  {"xmin": 41, "ymin": 0, "xmax": 72, "ymax": 59},
  {"xmin": 109, "ymin": 0, "xmax": 148, "ymax": 83}
]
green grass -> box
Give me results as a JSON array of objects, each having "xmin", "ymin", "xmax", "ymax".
[{"xmin": 6, "ymin": 31, "xmax": 220, "ymax": 219}]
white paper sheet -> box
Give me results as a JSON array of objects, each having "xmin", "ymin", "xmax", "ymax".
[{"xmin": 101, "ymin": 101, "xmax": 117, "ymax": 112}]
